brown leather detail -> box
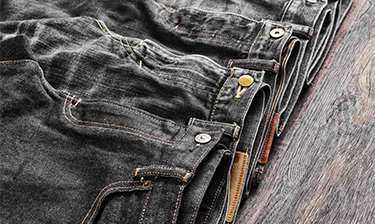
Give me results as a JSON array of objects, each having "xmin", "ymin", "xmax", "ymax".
[
  {"xmin": 226, "ymin": 152, "xmax": 249, "ymax": 223},
  {"xmin": 258, "ymin": 112, "xmax": 279, "ymax": 164}
]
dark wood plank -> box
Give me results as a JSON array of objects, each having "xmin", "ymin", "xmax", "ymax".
[{"xmin": 236, "ymin": 0, "xmax": 375, "ymax": 223}]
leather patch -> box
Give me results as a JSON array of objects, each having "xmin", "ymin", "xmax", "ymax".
[
  {"xmin": 226, "ymin": 152, "xmax": 249, "ymax": 223},
  {"xmin": 258, "ymin": 112, "xmax": 279, "ymax": 164}
]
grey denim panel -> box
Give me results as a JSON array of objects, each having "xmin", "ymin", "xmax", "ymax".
[
  {"xmin": 0, "ymin": 0, "xmax": 353, "ymax": 223},
  {"xmin": 0, "ymin": 14, "xmax": 273, "ymax": 223}
]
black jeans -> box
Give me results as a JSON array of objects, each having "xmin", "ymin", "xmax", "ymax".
[{"xmin": 0, "ymin": 0, "xmax": 352, "ymax": 223}]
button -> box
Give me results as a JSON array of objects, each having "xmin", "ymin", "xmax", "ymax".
[
  {"xmin": 238, "ymin": 75, "xmax": 254, "ymax": 87},
  {"xmin": 270, "ymin": 28, "xmax": 285, "ymax": 38},
  {"xmin": 195, "ymin": 133, "xmax": 211, "ymax": 144}
]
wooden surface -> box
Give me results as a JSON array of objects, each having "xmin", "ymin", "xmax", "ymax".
[{"xmin": 236, "ymin": 0, "xmax": 375, "ymax": 223}]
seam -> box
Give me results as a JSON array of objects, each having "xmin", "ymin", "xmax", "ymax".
[
  {"xmin": 63, "ymin": 97, "xmax": 173, "ymax": 145},
  {"xmin": 210, "ymin": 68, "xmax": 236, "ymax": 121},
  {"xmin": 248, "ymin": 24, "xmax": 265, "ymax": 60},
  {"xmin": 96, "ymin": 19, "xmax": 217, "ymax": 94},
  {"xmin": 136, "ymin": 165, "xmax": 189, "ymax": 174},
  {"xmin": 135, "ymin": 171, "xmax": 187, "ymax": 180},
  {"xmin": 191, "ymin": 138, "xmax": 219, "ymax": 173},
  {"xmin": 0, "ymin": 60, "xmax": 34, "ymax": 65},
  {"xmin": 277, "ymin": 32, "xmax": 292, "ymax": 61},
  {"xmin": 226, "ymin": 153, "xmax": 248, "ymax": 222},
  {"xmin": 267, "ymin": 39, "xmax": 296, "ymax": 126},
  {"xmin": 1, "ymin": 60, "xmax": 67, "ymax": 99},
  {"xmin": 139, "ymin": 177, "xmax": 157, "ymax": 224},
  {"xmin": 308, "ymin": 29, "xmax": 313, "ymax": 37},
  {"xmin": 189, "ymin": 155, "xmax": 218, "ymax": 224},
  {"xmin": 190, "ymin": 7, "xmax": 260, "ymax": 24},
  {"xmin": 230, "ymin": 59, "xmax": 277, "ymax": 63},
  {"xmin": 229, "ymin": 64, "xmax": 276, "ymax": 71},
  {"xmin": 293, "ymin": 29, "xmax": 312, "ymax": 36},
  {"xmin": 204, "ymin": 162, "xmax": 230, "ymax": 223},
  {"xmin": 67, "ymin": 97, "xmax": 174, "ymax": 143},
  {"xmin": 163, "ymin": 8, "xmax": 253, "ymax": 46},
  {"xmin": 172, "ymin": 185, "xmax": 185, "ymax": 224},
  {"xmin": 83, "ymin": 101, "xmax": 186, "ymax": 129},
  {"xmin": 81, "ymin": 181, "xmax": 144, "ymax": 224},
  {"xmin": 281, "ymin": 0, "xmax": 295, "ymax": 22},
  {"xmin": 258, "ymin": 39, "xmax": 296, "ymax": 165}
]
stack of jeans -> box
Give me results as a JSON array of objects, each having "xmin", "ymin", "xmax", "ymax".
[{"xmin": 0, "ymin": 0, "xmax": 353, "ymax": 223}]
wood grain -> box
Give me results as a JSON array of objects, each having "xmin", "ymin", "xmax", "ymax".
[{"xmin": 236, "ymin": 0, "xmax": 375, "ymax": 223}]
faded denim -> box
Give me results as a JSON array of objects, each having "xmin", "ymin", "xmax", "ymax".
[{"xmin": 0, "ymin": 0, "xmax": 352, "ymax": 223}]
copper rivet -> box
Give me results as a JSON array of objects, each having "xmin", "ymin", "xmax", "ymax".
[{"xmin": 238, "ymin": 75, "xmax": 254, "ymax": 87}]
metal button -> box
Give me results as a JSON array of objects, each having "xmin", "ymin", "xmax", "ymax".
[
  {"xmin": 195, "ymin": 133, "xmax": 211, "ymax": 144},
  {"xmin": 238, "ymin": 75, "xmax": 254, "ymax": 87},
  {"xmin": 270, "ymin": 28, "xmax": 285, "ymax": 38}
]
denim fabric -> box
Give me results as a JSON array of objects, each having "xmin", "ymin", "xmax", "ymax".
[{"xmin": 0, "ymin": 0, "xmax": 352, "ymax": 223}]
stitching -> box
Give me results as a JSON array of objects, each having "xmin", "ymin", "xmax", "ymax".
[
  {"xmin": 95, "ymin": 19, "xmax": 143, "ymax": 48},
  {"xmin": 135, "ymin": 171, "xmax": 187, "ymax": 180},
  {"xmin": 233, "ymin": 125, "xmax": 239, "ymax": 140},
  {"xmin": 0, "ymin": 60, "xmax": 66, "ymax": 99},
  {"xmin": 190, "ymin": 118, "xmax": 196, "ymax": 126},
  {"xmin": 193, "ymin": 120, "xmax": 236, "ymax": 129},
  {"xmin": 190, "ymin": 7, "xmax": 260, "ymax": 24},
  {"xmin": 226, "ymin": 154, "xmax": 248, "ymax": 222},
  {"xmin": 83, "ymin": 101, "xmax": 186, "ymax": 129},
  {"xmin": 258, "ymin": 39, "xmax": 297, "ymax": 165},
  {"xmin": 204, "ymin": 162, "xmax": 230, "ymax": 223},
  {"xmin": 136, "ymin": 165, "xmax": 189, "ymax": 174},
  {"xmin": 81, "ymin": 181, "xmax": 143, "ymax": 224},
  {"xmin": 173, "ymin": 126, "xmax": 194, "ymax": 148},
  {"xmin": 139, "ymin": 177, "xmax": 157, "ymax": 224},
  {"xmin": 210, "ymin": 68, "xmax": 236, "ymax": 121},
  {"xmin": 63, "ymin": 97, "xmax": 173, "ymax": 145},
  {"xmin": 277, "ymin": 32, "xmax": 291, "ymax": 61},
  {"xmin": 266, "ymin": 39, "xmax": 295, "ymax": 127},
  {"xmin": 248, "ymin": 25, "xmax": 265, "ymax": 60},
  {"xmin": 190, "ymin": 155, "xmax": 218, "ymax": 224},
  {"xmin": 163, "ymin": 8, "xmax": 253, "ymax": 46},
  {"xmin": 191, "ymin": 138, "xmax": 219, "ymax": 173},
  {"xmin": 229, "ymin": 64, "xmax": 276, "ymax": 71},
  {"xmin": 67, "ymin": 98, "xmax": 174, "ymax": 143},
  {"xmin": 281, "ymin": 0, "xmax": 295, "ymax": 22},
  {"xmin": 229, "ymin": 59, "xmax": 277, "ymax": 63},
  {"xmin": 87, "ymin": 186, "xmax": 146, "ymax": 224},
  {"xmin": 96, "ymin": 19, "xmax": 218, "ymax": 94},
  {"xmin": 308, "ymin": 29, "xmax": 313, "ymax": 37},
  {"xmin": 293, "ymin": 29, "xmax": 312, "ymax": 36},
  {"xmin": 172, "ymin": 185, "xmax": 184, "ymax": 224},
  {"xmin": 0, "ymin": 60, "xmax": 34, "ymax": 65}
]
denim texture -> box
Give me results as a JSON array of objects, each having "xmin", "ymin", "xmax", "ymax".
[{"xmin": 0, "ymin": 0, "xmax": 352, "ymax": 223}]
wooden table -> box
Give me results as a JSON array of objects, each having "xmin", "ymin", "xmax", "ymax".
[{"xmin": 236, "ymin": 0, "xmax": 375, "ymax": 223}]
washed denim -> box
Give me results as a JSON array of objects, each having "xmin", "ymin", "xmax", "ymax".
[{"xmin": 0, "ymin": 0, "xmax": 352, "ymax": 223}]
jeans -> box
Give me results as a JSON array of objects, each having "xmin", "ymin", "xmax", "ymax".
[{"xmin": 0, "ymin": 0, "xmax": 352, "ymax": 223}]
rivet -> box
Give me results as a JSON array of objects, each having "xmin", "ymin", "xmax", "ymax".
[
  {"xmin": 195, "ymin": 133, "xmax": 211, "ymax": 144},
  {"xmin": 270, "ymin": 28, "xmax": 285, "ymax": 38},
  {"xmin": 238, "ymin": 75, "xmax": 254, "ymax": 87}
]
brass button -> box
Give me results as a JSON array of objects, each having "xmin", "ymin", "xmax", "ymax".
[
  {"xmin": 270, "ymin": 28, "xmax": 285, "ymax": 38},
  {"xmin": 238, "ymin": 75, "xmax": 254, "ymax": 87},
  {"xmin": 195, "ymin": 134, "xmax": 211, "ymax": 144}
]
